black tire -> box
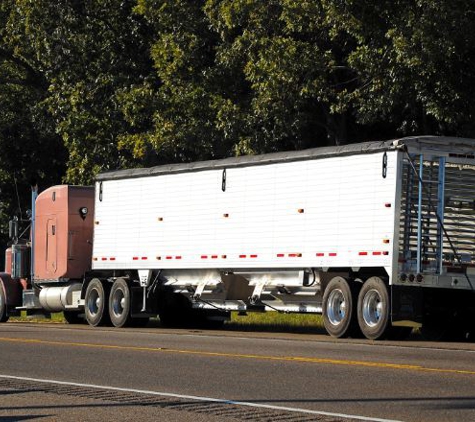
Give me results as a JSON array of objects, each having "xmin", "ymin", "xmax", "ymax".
[
  {"xmin": 109, "ymin": 278, "xmax": 132, "ymax": 328},
  {"xmin": 63, "ymin": 311, "xmax": 84, "ymax": 324},
  {"xmin": 85, "ymin": 278, "xmax": 110, "ymax": 327},
  {"xmin": 323, "ymin": 276, "xmax": 359, "ymax": 338},
  {"xmin": 357, "ymin": 277, "xmax": 391, "ymax": 340},
  {"xmin": 0, "ymin": 284, "xmax": 9, "ymax": 323}
]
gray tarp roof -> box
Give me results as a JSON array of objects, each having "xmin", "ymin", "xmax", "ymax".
[{"xmin": 96, "ymin": 136, "xmax": 475, "ymax": 181}]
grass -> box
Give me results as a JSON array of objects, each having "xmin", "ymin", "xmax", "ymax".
[
  {"xmin": 9, "ymin": 311, "xmax": 65, "ymax": 323},
  {"xmin": 224, "ymin": 311, "xmax": 325, "ymax": 334},
  {"xmin": 10, "ymin": 310, "xmax": 325, "ymax": 334}
]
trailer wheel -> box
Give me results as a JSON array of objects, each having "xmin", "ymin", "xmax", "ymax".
[
  {"xmin": 357, "ymin": 277, "xmax": 391, "ymax": 340},
  {"xmin": 323, "ymin": 277, "xmax": 359, "ymax": 338},
  {"xmin": 85, "ymin": 278, "xmax": 110, "ymax": 327},
  {"xmin": 0, "ymin": 283, "xmax": 9, "ymax": 323},
  {"xmin": 109, "ymin": 278, "xmax": 132, "ymax": 328}
]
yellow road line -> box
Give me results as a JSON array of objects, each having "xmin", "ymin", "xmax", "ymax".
[{"xmin": 1, "ymin": 336, "xmax": 474, "ymax": 376}]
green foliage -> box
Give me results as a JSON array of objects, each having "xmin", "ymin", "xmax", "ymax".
[
  {"xmin": 9, "ymin": 0, "xmax": 156, "ymax": 183},
  {"xmin": 325, "ymin": 0, "xmax": 475, "ymax": 135},
  {"xmin": 0, "ymin": 2, "xmax": 66, "ymax": 249}
]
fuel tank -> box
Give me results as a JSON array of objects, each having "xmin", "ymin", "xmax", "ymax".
[{"xmin": 38, "ymin": 284, "xmax": 82, "ymax": 312}]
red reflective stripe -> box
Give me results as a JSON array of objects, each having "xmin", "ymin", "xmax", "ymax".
[
  {"xmin": 141, "ymin": 257, "xmax": 148, "ymax": 260},
  {"xmin": 372, "ymin": 252, "xmax": 382, "ymax": 256},
  {"xmin": 359, "ymin": 252, "xmax": 368, "ymax": 256},
  {"xmin": 110, "ymin": 257, "xmax": 116, "ymax": 261},
  {"xmin": 239, "ymin": 255, "xmax": 247, "ymax": 258},
  {"xmin": 101, "ymin": 257, "xmax": 107, "ymax": 261},
  {"xmin": 166, "ymin": 256, "xmax": 172, "ymax": 260},
  {"xmin": 329, "ymin": 253, "xmax": 337, "ymax": 257},
  {"xmin": 201, "ymin": 255, "xmax": 208, "ymax": 259},
  {"xmin": 250, "ymin": 255, "xmax": 258, "ymax": 258},
  {"xmin": 211, "ymin": 255, "xmax": 218, "ymax": 259},
  {"xmin": 277, "ymin": 254, "xmax": 285, "ymax": 258},
  {"xmin": 132, "ymin": 257, "xmax": 139, "ymax": 261},
  {"xmin": 176, "ymin": 256, "xmax": 182, "ymax": 260},
  {"xmin": 316, "ymin": 253, "xmax": 324, "ymax": 257}
]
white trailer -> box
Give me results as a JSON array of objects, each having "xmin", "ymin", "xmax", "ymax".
[{"xmin": 88, "ymin": 136, "xmax": 475, "ymax": 339}]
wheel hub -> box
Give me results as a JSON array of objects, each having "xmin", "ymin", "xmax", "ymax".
[
  {"xmin": 112, "ymin": 290, "xmax": 125, "ymax": 317},
  {"xmin": 362, "ymin": 289, "xmax": 382, "ymax": 327},
  {"xmin": 327, "ymin": 289, "xmax": 346, "ymax": 325},
  {"xmin": 87, "ymin": 290, "xmax": 100, "ymax": 316}
]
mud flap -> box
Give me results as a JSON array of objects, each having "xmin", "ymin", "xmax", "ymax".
[
  {"xmin": 391, "ymin": 285, "xmax": 423, "ymax": 326},
  {"xmin": 130, "ymin": 285, "xmax": 157, "ymax": 316}
]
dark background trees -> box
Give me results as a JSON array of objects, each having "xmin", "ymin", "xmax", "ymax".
[{"xmin": 1, "ymin": 0, "xmax": 474, "ymax": 250}]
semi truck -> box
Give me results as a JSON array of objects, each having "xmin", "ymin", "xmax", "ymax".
[{"xmin": 1, "ymin": 136, "xmax": 475, "ymax": 340}]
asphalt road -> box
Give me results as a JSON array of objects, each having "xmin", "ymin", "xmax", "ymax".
[{"xmin": 1, "ymin": 322, "xmax": 475, "ymax": 422}]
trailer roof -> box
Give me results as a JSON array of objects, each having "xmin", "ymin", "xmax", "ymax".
[{"xmin": 96, "ymin": 136, "xmax": 475, "ymax": 181}]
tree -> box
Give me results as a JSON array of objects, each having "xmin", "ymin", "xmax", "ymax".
[
  {"xmin": 324, "ymin": 0, "xmax": 475, "ymax": 136},
  {"xmin": 9, "ymin": 0, "xmax": 155, "ymax": 184},
  {"xmin": 0, "ymin": 1, "xmax": 66, "ymax": 251}
]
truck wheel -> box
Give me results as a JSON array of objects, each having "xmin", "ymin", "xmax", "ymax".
[
  {"xmin": 0, "ymin": 283, "xmax": 9, "ymax": 323},
  {"xmin": 109, "ymin": 278, "xmax": 132, "ymax": 328},
  {"xmin": 85, "ymin": 279, "xmax": 110, "ymax": 327},
  {"xmin": 323, "ymin": 277, "xmax": 359, "ymax": 338},
  {"xmin": 357, "ymin": 277, "xmax": 391, "ymax": 340}
]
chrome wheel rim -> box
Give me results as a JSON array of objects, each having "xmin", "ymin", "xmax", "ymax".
[
  {"xmin": 362, "ymin": 289, "xmax": 383, "ymax": 327},
  {"xmin": 327, "ymin": 289, "xmax": 346, "ymax": 325}
]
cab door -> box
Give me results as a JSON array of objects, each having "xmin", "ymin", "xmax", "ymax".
[{"xmin": 46, "ymin": 218, "xmax": 57, "ymax": 275}]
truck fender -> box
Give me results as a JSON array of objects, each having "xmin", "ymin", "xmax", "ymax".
[{"xmin": 0, "ymin": 273, "xmax": 22, "ymax": 307}]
